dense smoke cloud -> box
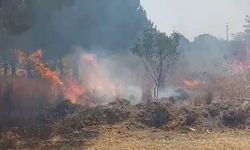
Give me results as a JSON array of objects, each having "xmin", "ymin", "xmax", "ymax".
[
  {"xmin": 75, "ymin": 48, "xmax": 145, "ymax": 104},
  {"xmin": 0, "ymin": 0, "xmax": 149, "ymax": 58},
  {"xmin": 0, "ymin": 0, "xmax": 249, "ymax": 102}
]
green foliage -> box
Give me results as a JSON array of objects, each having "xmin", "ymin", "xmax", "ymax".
[
  {"xmin": 0, "ymin": 0, "xmax": 150, "ymax": 78},
  {"xmin": 244, "ymin": 15, "xmax": 250, "ymax": 40},
  {"xmin": 0, "ymin": 0, "xmax": 35, "ymax": 34},
  {"xmin": 0, "ymin": 0, "xmax": 150, "ymax": 58},
  {"xmin": 0, "ymin": 0, "xmax": 73, "ymax": 34},
  {"xmin": 232, "ymin": 15, "xmax": 250, "ymax": 41}
]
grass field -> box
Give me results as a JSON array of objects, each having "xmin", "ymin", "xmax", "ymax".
[{"xmin": 85, "ymin": 127, "xmax": 250, "ymax": 150}]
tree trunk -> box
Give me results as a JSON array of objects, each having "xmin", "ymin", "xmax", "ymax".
[
  {"xmin": 3, "ymin": 80, "xmax": 13, "ymax": 112},
  {"xmin": 153, "ymin": 83, "xmax": 160, "ymax": 100},
  {"xmin": 58, "ymin": 59, "xmax": 64, "ymax": 77},
  {"xmin": 3, "ymin": 60, "xmax": 8, "ymax": 79},
  {"xmin": 27, "ymin": 61, "xmax": 32, "ymax": 79},
  {"xmin": 153, "ymin": 84, "xmax": 159, "ymax": 100},
  {"xmin": 10, "ymin": 63, "xmax": 16, "ymax": 77},
  {"xmin": 73, "ymin": 59, "xmax": 79, "ymax": 79}
]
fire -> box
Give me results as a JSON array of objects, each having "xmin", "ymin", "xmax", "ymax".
[
  {"xmin": 63, "ymin": 76, "xmax": 86, "ymax": 104},
  {"xmin": 16, "ymin": 50, "xmax": 118, "ymax": 105},
  {"xmin": 183, "ymin": 79, "xmax": 202, "ymax": 90},
  {"xmin": 18, "ymin": 50, "xmax": 63, "ymax": 89},
  {"xmin": 17, "ymin": 50, "xmax": 87, "ymax": 104},
  {"xmin": 17, "ymin": 50, "xmax": 27, "ymax": 65},
  {"xmin": 79, "ymin": 53, "xmax": 117, "ymax": 98}
]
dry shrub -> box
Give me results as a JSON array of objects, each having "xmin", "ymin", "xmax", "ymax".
[
  {"xmin": 191, "ymin": 71, "xmax": 250, "ymax": 106},
  {"xmin": 191, "ymin": 85, "xmax": 214, "ymax": 107},
  {"xmin": 217, "ymin": 73, "xmax": 250, "ymax": 102},
  {"xmin": 222, "ymin": 108, "xmax": 247, "ymax": 128},
  {"xmin": 136, "ymin": 102, "xmax": 170, "ymax": 128}
]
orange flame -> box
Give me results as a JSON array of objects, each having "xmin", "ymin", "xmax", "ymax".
[
  {"xmin": 16, "ymin": 50, "xmax": 118, "ymax": 105},
  {"xmin": 31, "ymin": 50, "xmax": 63, "ymax": 89},
  {"xmin": 17, "ymin": 50, "xmax": 27, "ymax": 64},
  {"xmin": 183, "ymin": 79, "xmax": 202, "ymax": 90},
  {"xmin": 80, "ymin": 53, "xmax": 117, "ymax": 98},
  {"xmin": 63, "ymin": 76, "xmax": 86, "ymax": 104}
]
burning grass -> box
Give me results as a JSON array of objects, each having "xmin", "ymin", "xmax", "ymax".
[{"xmin": 2, "ymin": 49, "xmax": 250, "ymax": 149}]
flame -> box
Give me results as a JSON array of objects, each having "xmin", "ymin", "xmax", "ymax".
[
  {"xmin": 63, "ymin": 76, "xmax": 86, "ymax": 104},
  {"xmin": 17, "ymin": 50, "xmax": 27, "ymax": 64},
  {"xmin": 18, "ymin": 50, "xmax": 63, "ymax": 89},
  {"xmin": 80, "ymin": 53, "xmax": 117, "ymax": 98},
  {"xmin": 16, "ymin": 50, "xmax": 117, "ymax": 105},
  {"xmin": 31, "ymin": 50, "xmax": 63, "ymax": 89},
  {"xmin": 183, "ymin": 79, "xmax": 202, "ymax": 90},
  {"xmin": 18, "ymin": 50, "xmax": 94, "ymax": 105}
]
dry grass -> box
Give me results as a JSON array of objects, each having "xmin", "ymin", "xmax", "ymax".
[
  {"xmin": 85, "ymin": 126, "xmax": 250, "ymax": 150},
  {"xmin": 0, "ymin": 78, "xmax": 61, "ymax": 111},
  {"xmin": 218, "ymin": 74, "xmax": 250, "ymax": 101},
  {"xmin": 190, "ymin": 72, "xmax": 250, "ymax": 106}
]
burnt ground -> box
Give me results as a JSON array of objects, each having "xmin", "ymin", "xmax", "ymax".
[{"xmin": 1, "ymin": 99, "xmax": 250, "ymax": 149}]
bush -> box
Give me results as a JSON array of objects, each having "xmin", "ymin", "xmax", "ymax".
[
  {"xmin": 137, "ymin": 102, "xmax": 170, "ymax": 128},
  {"xmin": 222, "ymin": 109, "xmax": 247, "ymax": 128}
]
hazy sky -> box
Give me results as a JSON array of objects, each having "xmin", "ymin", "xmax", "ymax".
[{"xmin": 141, "ymin": 0, "xmax": 250, "ymax": 40}]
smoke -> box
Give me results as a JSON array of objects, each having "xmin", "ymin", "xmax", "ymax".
[
  {"xmin": 73, "ymin": 48, "xmax": 144, "ymax": 104},
  {"xmin": 0, "ymin": 0, "xmax": 149, "ymax": 57},
  {"xmin": 0, "ymin": 0, "xmax": 150, "ymax": 105},
  {"xmin": 170, "ymin": 34, "xmax": 244, "ymax": 85},
  {"xmin": 0, "ymin": 0, "xmax": 248, "ymax": 104},
  {"xmin": 160, "ymin": 33, "xmax": 249, "ymax": 100}
]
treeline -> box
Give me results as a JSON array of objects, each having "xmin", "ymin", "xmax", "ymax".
[
  {"xmin": 0, "ymin": 0, "xmax": 150, "ymax": 78},
  {"xmin": 177, "ymin": 16, "xmax": 250, "ymax": 74}
]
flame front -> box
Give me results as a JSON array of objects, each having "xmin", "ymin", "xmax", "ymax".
[
  {"xmin": 183, "ymin": 79, "xmax": 202, "ymax": 90},
  {"xmin": 16, "ymin": 50, "xmax": 116, "ymax": 105},
  {"xmin": 80, "ymin": 53, "xmax": 117, "ymax": 98},
  {"xmin": 64, "ymin": 76, "xmax": 86, "ymax": 104}
]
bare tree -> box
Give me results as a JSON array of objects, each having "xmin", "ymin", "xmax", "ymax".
[{"xmin": 132, "ymin": 27, "xmax": 180, "ymax": 99}]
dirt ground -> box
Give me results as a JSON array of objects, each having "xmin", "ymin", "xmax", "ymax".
[{"xmin": 85, "ymin": 126, "xmax": 250, "ymax": 150}]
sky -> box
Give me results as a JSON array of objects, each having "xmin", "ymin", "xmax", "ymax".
[{"xmin": 141, "ymin": 0, "xmax": 250, "ymax": 40}]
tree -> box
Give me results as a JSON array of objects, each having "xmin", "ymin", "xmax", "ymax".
[
  {"xmin": 244, "ymin": 15, "xmax": 250, "ymax": 45},
  {"xmin": 244, "ymin": 16, "xmax": 250, "ymax": 36},
  {"xmin": 132, "ymin": 26, "xmax": 180, "ymax": 99},
  {"xmin": 0, "ymin": 0, "xmax": 150, "ymax": 79}
]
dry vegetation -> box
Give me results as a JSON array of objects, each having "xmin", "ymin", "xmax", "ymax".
[
  {"xmin": 86, "ymin": 126, "xmax": 250, "ymax": 150},
  {"xmin": 2, "ymin": 97, "xmax": 250, "ymax": 149},
  {"xmin": 2, "ymin": 53, "xmax": 250, "ymax": 149}
]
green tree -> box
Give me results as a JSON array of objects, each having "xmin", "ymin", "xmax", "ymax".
[
  {"xmin": 132, "ymin": 26, "xmax": 180, "ymax": 99},
  {"xmin": 244, "ymin": 15, "xmax": 250, "ymax": 41},
  {"xmin": 0, "ymin": 0, "xmax": 150, "ymax": 78}
]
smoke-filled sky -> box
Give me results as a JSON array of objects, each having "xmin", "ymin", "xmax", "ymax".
[{"xmin": 141, "ymin": 0, "xmax": 250, "ymax": 40}]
